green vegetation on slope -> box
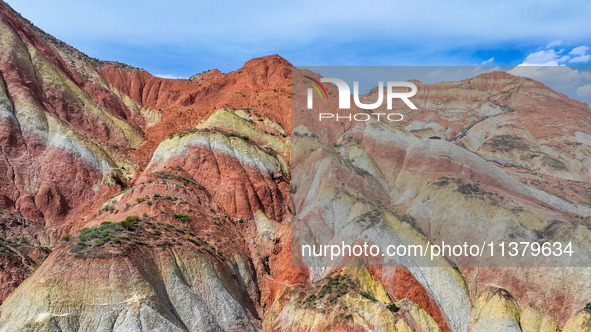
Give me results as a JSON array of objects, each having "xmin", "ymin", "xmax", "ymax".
[{"xmin": 76, "ymin": 216, "xmax": 140, "ymax": 246}]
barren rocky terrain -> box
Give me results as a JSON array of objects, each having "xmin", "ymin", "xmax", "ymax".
[{"xmin": 1, "ymin": 1, "xmax": 591, "ymax": 331}]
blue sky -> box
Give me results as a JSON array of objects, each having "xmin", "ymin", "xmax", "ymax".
[{"xmin": 6, "ymin": 0, "xmax": 591, "ymax": 102}]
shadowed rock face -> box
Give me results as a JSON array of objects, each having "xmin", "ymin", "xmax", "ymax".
[{"xmin": 1, "ymin": 1, "xmax": 591, "ymax": 331}]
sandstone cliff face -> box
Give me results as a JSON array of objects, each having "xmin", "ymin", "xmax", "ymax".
[
  {"xmin": 292, "ymin": 68, "xmax": 591, "ymax": 329},
  {"xmin": 1, "ymin": 1, "xmax": 591, "ymax": 331},
  {"xmin": 266, "ymin": 266, "xmax": 441, "ymax": 332}
]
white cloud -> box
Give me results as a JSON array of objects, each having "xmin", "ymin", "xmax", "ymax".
[
  {"xmin": 512, "ymin": 44, "xmax": 591, "ymax": 103},
  {"xmin": 576, "ymin": 83, "xmax": 591, "ymax": 97},
  {"xmin": 509, "ymin": 66, "xmax": 591, "ymax": 84},
  {"xmin": 153, "ymin": 74, "xmax": 186, "ymax": 79},
  {"xmin": 568, "ymin": 46, "xmax": 591, "ymax": 63},
  {"xmin": 6, "ymin": 0, "xmax": 591, "ymax": 76},
  {"xmin": 508, "ymin": 66, "xmax": 591, "ymax": 104},
  {"xmin": 546, "ymin": 40, "xmax": 562, "ymax": 48},
  {"xmin": 519, "ymin": 45, "xmax": 590, "ymax": 66},
  {"xmin": 7, "ymin": 1, "xmax": 591, "ymax": 60},
  {"xmin": 570, "ymin": 46, "xmax": 590, "ymax": 56},
  {"xmin": 571, "ymin": 55, "xmax": 591, "ymax": 63},
  {"xmin": 520, "ymin": 49, "xmax": 564, "ymax": 66},
  {"xmin": 481, "ymin": 57, "xmax": 494, "ymax": 65}
]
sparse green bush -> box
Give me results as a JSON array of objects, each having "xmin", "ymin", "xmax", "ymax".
[
  {"xmin": 217, "ymin": 249, "xmax": 225, "ymax": 259},
  {"xmin": 351, "ymin": 164, "xmax": 370, "ymax": 176},
  {"xmin": 264, "ymin": 146, "xmax": 277, "ymax": 156},
  {"xmin": 0, "ymin": 241, "xmax": 13, "ymax": 255},
  {"xmin": 61, "ymin": 235, "xmax": 71, "ymax": 242},
  {"xmin": 484, "ymin": 135, "xmax": 528, "ymax": 152},
  {"xmin": 76, "ymin": 218, "xmax": 137, "ymax": 247},
  {"xmin": 186, "ymin": 235, "xmax": 200, "ymax": 246},
  {"xmin": 400, "ymin": 214, "xmax": 417, "ymax": 225},
  {"xmin": 360, "ymin": 291, "xmax": 376, "ymax": 301},
  {"xmin": 319, "ymin": 275, "xmax": 349, "ymax": 298},
  {"xmin": 433, "ymin": 176, "xmax": 450, "ymax": 186},
  {"xmin": 225, "ymin": 132, "xmax": 250, "ymax": 141},
  {"xmin": 457, "ymin": 183, "xmax": 480, "ymax": 195},
  {"xmin": 173, "ymin": 213, "xmax": 191, "ymax": 223},
  {"xmin": 121, "ymin": 216, "xmax": 140, "ymax": 231},
  {"xmin": 386, "ymin": 303, "xmax": 400, "ymax": 312},
  {"xmin": 153, "ymin": 172, "xmax": 197, "ymax": 186},
  {"xmin": 541, "ymin": 156, "xmax": 567, "ymax": 170},
  {"xmin": 100, "ymin": 204, "xmax": 115, "ymax": 212}
]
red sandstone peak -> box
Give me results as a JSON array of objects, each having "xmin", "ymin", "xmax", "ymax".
[
  {"xmin": 472, "ymin": 70, "xmax": 517, "ymax": 80},
  {"xmin": 240, "ymin": 54, "xmax": 293, "ymax": 77}
]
